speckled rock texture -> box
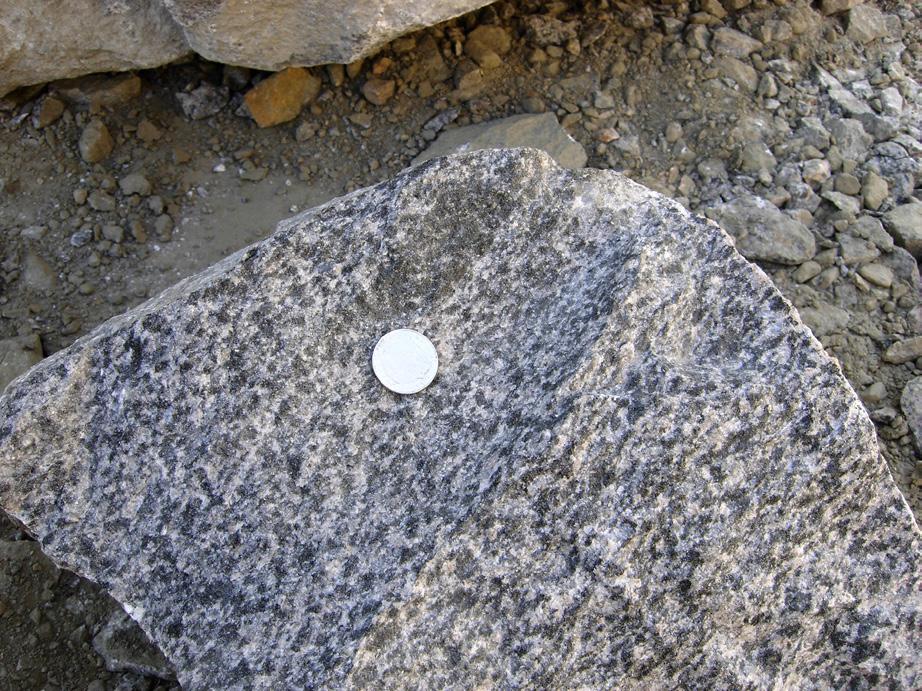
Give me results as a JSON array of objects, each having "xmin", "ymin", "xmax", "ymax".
[{"xmin": 1, "ymin": 149, "xmax": 919, "ymax": 689}]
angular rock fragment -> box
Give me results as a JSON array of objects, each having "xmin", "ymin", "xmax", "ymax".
[
  {"xmin": 0, "ymin": 150, "xmax": 919, "ymax": 689},
  {"xmin": 710, "ymin": 194, "xmax": 816, "ymax": 264},
  {"xmin": 413, "ymin": 113, "xmax": 587, "ymax": 169}
]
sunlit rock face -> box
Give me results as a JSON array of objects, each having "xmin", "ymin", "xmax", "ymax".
[{"xmin": 1, "ymin": 149, "xmax": 919, "ymax": 689}]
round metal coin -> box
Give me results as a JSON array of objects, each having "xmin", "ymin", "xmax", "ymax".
[{"xmin": 372, "ymin": 329, "xmax": 438, "ymax": 394}]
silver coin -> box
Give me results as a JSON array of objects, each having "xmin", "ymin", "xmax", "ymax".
[{"xmin": 372, "ymin": 329, "xmax": 438, "ymax": 394}]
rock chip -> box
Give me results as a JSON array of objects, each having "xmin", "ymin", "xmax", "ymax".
[
  {"xmin": 846, "ymin": 4, "xmax": 889, "ymax": 43},
  {"xmin": 883, "ymin": 336, "xmax": 922, "ymax": 364},
  {"xmin": 33, "ymin": 96, "xmax": 65, "ymax": 129},
  {"xmin": 711, "ymin": 195, "xmax": 816, "ymax": 265},
  {"xmin": 413, "ymin": 113, "xmax": 587, "ymax": 169},
  {"xmin": 884, "ymin": 203, "xmax": 922, "ymax": 258},
  {"xmin": 820, "ymin": 0, "xmax": 863, "ymax": 15},
  {"xmin": 119, "ymin": 173, "xmax": 152, "ymax": 197},
  {"xmin": 176, "ymin": 83, "xmax": 229, "ymax": 120},
  {"xmin": 244, "ymin": 67, "xmax": 322, "ymax": 128},
  {"xmin": 79, "ymin": 119, "xmax": 114, "ymax": 164},
  {"xmin": 361, "ymin": 78, "xmax": 396, "ymax": 106},
  {"xmin": 900, "ymin": 377, "xmax": 922, "ymax": 451},
  {"xmin": 711, "ymin": 28, "xmax": 763, "ymax": 58},
  {"xmin": 21, "ymin": 252, "xmax": 58, "ymax": 292},
  {"xmin": 0, "ymin": 335, "xmax": 43, "ymax": 392},
  {"xmin": 0, "ymin": 150, "xmax": 919, "ymax": 690}
]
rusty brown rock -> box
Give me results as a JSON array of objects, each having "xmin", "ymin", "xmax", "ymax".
[{"xmin": 243, "ymin": 67, "xmax": 322, "ymax": 128}]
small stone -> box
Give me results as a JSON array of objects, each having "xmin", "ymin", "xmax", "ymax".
[
  {"xmin": 20, "ymin": 225, "xmax": 47, "ymax": 240},
  {"xmin": 797, "ymin": 303, "xmax": 850, "ymax": 338},
  {"xmin": 176, "ymin": 83, "xmax": 229, "ymax": 120},
  {"xmin": 862, "ymin": 172, "xmax": 888, "ymax": 210},
  {"xmin": 822, "ymin": 190, "xmax": 861, "ymax": 216},
  {"xmin": 716, "ymin": 57, "xmax": 758, "ymax": 93},
  {"xmin": 295, "ymin": 121, "xmax": 317, "ymax": 142},
  {"xmin": 136, "ymin": 119, "xmax": 162, "ymax": 144},
  {"xmin": 70, "ymin": 227, "xmax": 94, "ymax": 247},
  {"xmin": 711, "ymin": 195, "xmax": 815, "ymax": 265},
  {"xmin": 711, "ymin": 28, "xmax": 763, "ymax": 58},
  {"xmin": 883, "ymin": 336, "xmax": 922, "ymax": 364},
  {"xmin": 802, "ymin": 159, "xmax": 831, "ymax": 185},
  {"xmin": 878, "ymin": 88, "xmax": 903, "ymax": 117},
  {"xmin": 154, "ymin": 214, "xmax": 173, "ymax": 240},
  {"xmin": 465, "ymin": 26, "xmax": 511, "ymax": 68},
  {"xmin": 884, "ymin": 204, "xmax": 922, "ymax": 258},
  {"xmin": 348, "ymin": 112, "xmax": 373, "ymax": 129},
  {"xmin": 326, "ymin": 64, "xmax": 345, "ymax": 87},
  {"xmin": 850, "ymin": 216, "xmax": 894, "ymax": 253},
  {"xmin": 846, "ymin": 4, "xmax": 887, "ymax": 42},
  {"xmin": 820, "ymin": 0, "xmax": 863, "ymax": 15},
  {"xmin": 738, "ymin": 141, "xmax": 776, "ymax": 174},
  {"xmin": 88, "ymin": 190, "xmax": 116, "ymax": 212},
  {"xmin": 362, "ymin": 79, "xmax": 396, "ymax": 106},
  {"xmin": 827, "ymin": 119, "xmax": 871, "ymax": 162},
  {"xmin": 79, "ymin": 119, "xmax": 113, "ymax": 163},
  {"xmin": 33, "ymin": 96, "xmax": 65, "ymax": 128},
  {"xmin": 102, "ymin": 225, "xmax": 125, "ymax": 243},
  {"xmin": 22, "ymin": 252, "xmax": 58, "ymax": 292},
  {"xmin": 858, "ymin": 263, "xmax": 893, "ymax": 288},
  {"xmin": 147, "ymin": 195, "xmax": 164, "ymax": 215},
  {"xmin": 793, "ymin": 261, "xmax": 823, "ymax": 283},
  {"xmin": 665, "ymin": 122, "xmax": 683, "ymax": 144},
  {"xmin": 900, "ymin": 377, "xmax": 922, "ymax": 451},
  {"xmin": 244, "ymin": 67, "xmax": 322, "ymax": 128},
  {"xmin": 861, "ymin": 381, "xmax": 886, "ymax": 406},
  {"xmin": 834, "ymin": 173, "xmax": 861, "ymax": 196},
  {"xmin": 413, "ymin": 113, "xmax": 587, "ymax": 170},
  {"xmin": 73, "ymin": 188, "xmax": 88, "ymax": 205},
  {"xmin": 119, "ymin": 173, "xmax": 151, "ymax": 197}
]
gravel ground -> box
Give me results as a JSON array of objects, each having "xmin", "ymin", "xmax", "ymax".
[{"xmin": 0, "ymin": 0, "xmax": 920, "ymax": 687}]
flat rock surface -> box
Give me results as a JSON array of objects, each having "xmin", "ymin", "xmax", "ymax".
[
  {"xmin": 0, "ymin": 150, "xmax": 919, "ymax": 689},
  {"xmin": 413, "ymin": 113, "xmax": 588, "ymax": 169}
]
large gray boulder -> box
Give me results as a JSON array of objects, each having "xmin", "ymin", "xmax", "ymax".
[
  {"xmin": 0, "ymin": 150, "xmax": 919, "ymax": 689},
  {"xmin": 0, "ymin": 0, "xmax": 188, "ymax": 98},
  {"xmin": 0, "ymin": 0, "xmax": 491, "ymax": 97}
]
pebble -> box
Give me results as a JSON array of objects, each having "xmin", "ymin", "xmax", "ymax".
[
  {"xmin": 20, "ymin": 225, "xmax": 47, "ymax": 241},
  {"xmin": 118, "ymin": 173, "xmax": 151, "ymax": 197},
  {"xmin": 176, "ymin": 83, "xmax": 229, "ymax": 120},
  {"xmin": 244, "ymin": 67, "xmax": 322, "ymax": 128},
  {"xmin": 834, "ymin": 173, "xmax": 861, "ymax": 196},
  {"xmin": 154, "ymin": 214, "xmax": 174, "ymax": 240},
  {"xmin": 802, "ymin": 159, "xmax": 831, "ymax": 185},
  {"xmin": 861, "ymin": 171, "xmax": 888, "ymax": 210},
  {"xmin": 883, "ymin": 337, "xmax": 922, "ymax": 365},
  {"xmin": 858, "ymin": 263, "xmax": 893, "ymax": 289},
  {"xmin": 70, "ymin": 228, "xmax": 94, "ymax": 247},
  {"xmin": 900, "ymin": 377, "xmax": 922, "ymax": 451},
  {"xmin": 101, "ymin": 225, "xmax": 124, "ymax": 243},
  {"xmin": 362, "ymin": 79, "xmax": 396, "ymax": 106},
  {"xmin": 884, "ymin": 203, "xmax": 922, "ymax": 251},
  {"xmin": 711, "ymin": 28, "xmax": 763, "ymax": 58},
  {"xmin": 78, "ymin": 119, "xmax": 113, "ymax": 163},
  {"xmin": 87, "ymin": 191, "xmax": 115, "ymax": 212},
  {"xmin": 33, "ymin": 97, "xmax": 65, "ymax": 129},
  {"xmin": 73, "ymin": 188, "xmax": 88, "ymax": 205},
  {"xmin": 136, "ymin": 119, "xmax": 162, "ymax": 144},
  {"xmin": 793, "ymin": 261, "xmax": 822, "ymax": 283},
  {"xmin": 22, "ymin": 252, "xmax": 58, "ymax": 291}
]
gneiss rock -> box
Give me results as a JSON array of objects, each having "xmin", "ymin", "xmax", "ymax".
[
  {"xmin": 0, "ymin": 150, "xmax": 919, "ymax": 689},
  {"xmin": 413, "ymin": 114, "xmax": 587, "ymax": 169},
  {"xmin": 709, "ymin": 194, "xmax": 816, "ymax": 265}
]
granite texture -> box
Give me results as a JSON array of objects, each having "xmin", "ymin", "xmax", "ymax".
[{"xmin": 0, "ymin": 149, "xmax": 919, "ymax": 689}]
